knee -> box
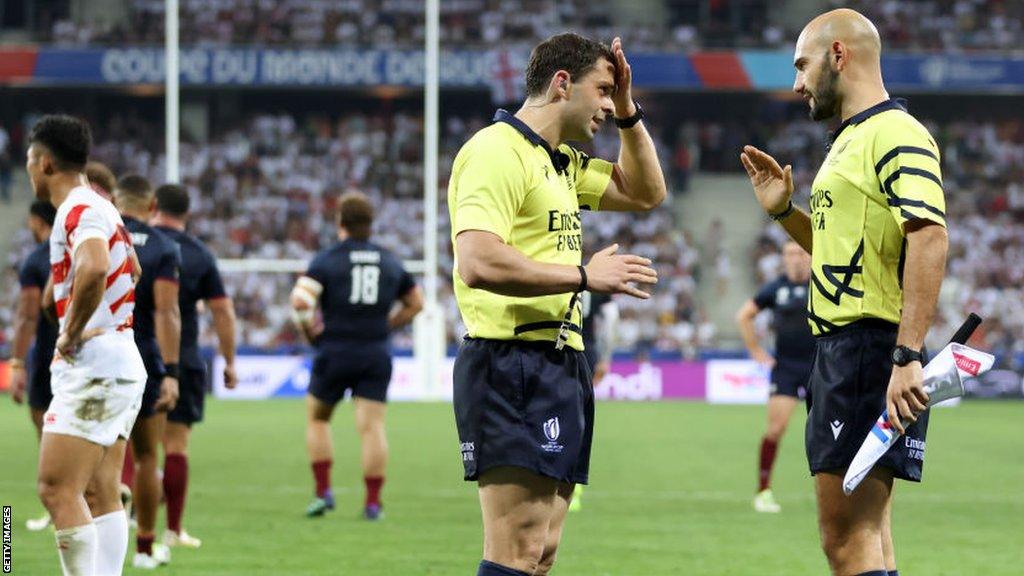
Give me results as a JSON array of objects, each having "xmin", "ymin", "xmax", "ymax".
[
  {"xmin": 513, "ymin": 525, "xmax": 548, "ymax": 573},
  {"xmin": 819, "ymin": 522, "xmax": 872, "ymax": 567},
  {"xmin": 86, "ymin": 473, "xmax": 119, "ymax": 509},
  {"xmin": 356, "ymin": 418, "xmax": 383, "ymax": 438},
  {"xmin": 766, "ymin": 422, "xmax": 787, "ymax": 442},
  {"xmin": 133, "ymin": 443, "xmax": 158, "ymax": 466},
  {"xmin": 37, "ymin": 476, "xmax": 69, "ymax": 510},
  {"xmin": 535, "ymin": 542, "xmax": 560, "ymax": 576}
]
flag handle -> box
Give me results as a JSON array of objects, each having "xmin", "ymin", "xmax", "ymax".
[{"xmin": 949, "ymin": 312, "xmax": 982, "ymax": 345}]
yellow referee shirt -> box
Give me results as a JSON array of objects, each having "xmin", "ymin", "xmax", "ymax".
[
  {"xmin": 807, "ymin": 99, "xmax": 946, "ymax": 335},
  {"xmin": 449, "ymin": 110, "xmax": 614, "ymax": 351}
]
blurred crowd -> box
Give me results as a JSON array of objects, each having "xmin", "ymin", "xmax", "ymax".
[
  {"xmin": 26, "ymin": 0, "xmax": 1016, "ymax": 52},
  {"xmin": 836, "ymin": 0, "xmax": 1024, "ymax": 53},
  {"xmin": 4, "ymin": 109, "xmax": 1023, "ymax": 366},
  {"xmin": 752, "ymin": 118, "xmax": 1024, "ymax": 370}
]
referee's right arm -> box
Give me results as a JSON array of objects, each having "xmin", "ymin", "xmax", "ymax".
[{"xmin": 453, "ymin": 146, "xmax": 657, "ymax": 299}]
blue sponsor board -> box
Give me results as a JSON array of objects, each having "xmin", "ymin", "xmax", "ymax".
[{"xmin": 14, "ymin": 47, "xmax": 1024, "ymax": 92}]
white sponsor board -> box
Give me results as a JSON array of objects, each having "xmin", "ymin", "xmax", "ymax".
[
  {"xmin": 705, "ymin": 360, "xmax": 770, "ymax": 404},
  {"xmin": 212, "ymin": 355, "xmax": 454, "ymax": 401}
]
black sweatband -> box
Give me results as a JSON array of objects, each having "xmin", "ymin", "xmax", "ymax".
[
  {"xmin": 577, "ymin": 265, "xmax": 588, "ymax": 293},
  {"xmin": 769, "ymin": 200, "xmax": 795, "ymax": 221},
  {"xmin": 165, "ymin": 363, "xmax": 180, "ymax": 379}
]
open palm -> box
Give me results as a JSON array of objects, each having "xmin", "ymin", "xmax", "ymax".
[{"xmin": 740, "ymin": 145, "xmax": 793, "ymax": 214}]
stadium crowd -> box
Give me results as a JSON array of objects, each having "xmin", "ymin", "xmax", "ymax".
[
  {"xmin": 34, "ymin": 0, "xmax": 1020, "ymax": 53},
  {"xmin": 4, "ymin": 108, "xmax": 1023, "ymax": 364}
]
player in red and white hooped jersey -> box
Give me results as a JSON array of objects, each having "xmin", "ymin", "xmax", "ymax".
[
  {"xmin": 27, "ymin": 114, "xmax": 146, "ymax": 576},
  {"xmin": 51, "ymin": 190, "xmax": 139, "ymax": 344}
]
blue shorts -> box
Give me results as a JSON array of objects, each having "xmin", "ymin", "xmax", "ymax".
[
  {"xmin": 137, "ymin": 339, "xmax": 165, "ymax": 419},
  {"xmin": 453, "ymin": 338, "xmax": 594, "ymax": 485},
  {"xmin": 308, "ymin": 342, "xmax": 392, "ymax": 404},
  {"xmin": 805, "ymin": 320, "xmax": 930, "ymax": 482},
  {"xmin": 27, "ymin": 360, "xmax": 53, "ymax": 411},
  {"xmin": 770, "ymin": 359, "xmax": 813, "ymax": 410},
  {"xmin": 167, "ymin": 364, "xmax": 207, "ymax": 426}
]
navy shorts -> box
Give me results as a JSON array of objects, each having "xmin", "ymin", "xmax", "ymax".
[
  {"xmin": 805, "ymin": 320, "xmax": 930, "ymax": 482},
  {"xmin": 27, "ymin": 362, "xmax": 53, "ymax": 411},
  {"xmin": 137, "ymin": 340, "xmax": 165, "ymax": 419},
  {"xmin": 453, "ymin": 338, "xmax": 594, "ymax": 485},
  {"xmin": 770, "ymin": 359, "xmax": 812, "ymax": 407},
  {"xmin": 308, "ymin": 343, "xmax": 392, "ymax": 404},
  {"xmin": 168, "ymin": 364, "xmax": 208, "ymax": 426}
]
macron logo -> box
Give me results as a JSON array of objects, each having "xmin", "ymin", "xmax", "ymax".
[
  {"xmin": 830, "ymin": 420, "xmax": 844, "ymax": 440},
  {"xmin": 953, "ymin": 353, "xmax": 981, "ymax": 376}
]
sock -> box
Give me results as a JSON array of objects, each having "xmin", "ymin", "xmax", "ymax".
[
  {"xmin": 94, "ymin": 510, "xmax": 128, "ymax": 576},
  {"xmin": 163, "ymin": 453, "xmax": 188, "ymax": 534},
  {"xmin": 364, "ymin": 476, "xmax": 384, "ymax": 507},
  {"xmin": 137, "ymin": 534, "xmax": 154, "ymax": 556},
  {"xmin": 888, "ymin": 572, "xmax": 900, "ymax": 576},
  {"xmin": 121, "ymin": 448, "xmax": 135, "ymax": 489},
  {"xmin": 477, "ymin": 560, "xmax": 531, "ymax": 576},
  {"xmin": 55, "ymin": 523, "xmax": 97, "ymax": 576},
  {"xmin": 312, "ymin": 460, "xmax": 332, "ymax": 499},
  {"xmin": 758, "ymin": 437, "xmax": 779, "ymax": 492}
]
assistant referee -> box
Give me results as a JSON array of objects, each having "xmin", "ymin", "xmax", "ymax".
[
  {"xmin": 449, "ymin": 33, "xmax": 666, "ymax": 576},
  {"xmin": 741, "ymin": 9, "xmax": 948, "ymax": 576}
]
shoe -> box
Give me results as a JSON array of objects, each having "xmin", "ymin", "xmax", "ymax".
[
  {"xmin": 26, "ymin": 512, "xmax": 51, "ymax": 532},
  {"xmin": 568, "ymin": 485, "xmax": 584, "ymax": 513},
  {"xmin": 753, "ymin": 489, "xmax": 781, "ymax": 513},
  {"xmin": 305, "ymin": 494, "xmax": 335, "ymax": 518},
  {"xmin": 152, "ymin": 543, "xmax": 171, "ymax": 564},
  {"xmin": 362, "ymin": 503, "xmax": 384, "ymax": 521},
  {"xmin": 132, "ymin": 553, "xmax": 162, "ymax": 569},
  {"xmin": 163, "ymin": 529, "xmax": 202, "ymax": 548}
]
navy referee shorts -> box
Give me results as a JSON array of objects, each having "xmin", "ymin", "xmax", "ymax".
[{"xmin": 453, "ymin": 338, "xmax": 594, "ymax": 485}]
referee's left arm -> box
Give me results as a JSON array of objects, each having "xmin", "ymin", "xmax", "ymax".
[
  {"xmin": 598, "ymin": 37, "xmax": 667, "ymax": 212},
  {"xmin": 887, "ymin": 219, "xmax": 948, "ymax": 433},
  {"xmin": 878, "ymin": 124, "xmax": 949, "ymax": 433}
]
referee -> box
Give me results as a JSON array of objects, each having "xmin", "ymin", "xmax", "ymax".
[
  {"xmin": 449, "ymin": 34, "xmax": 666, "ymax": 576},
  {"xmin": 741, "ymin": 9, "xmax": 948, "ymax": 576}
]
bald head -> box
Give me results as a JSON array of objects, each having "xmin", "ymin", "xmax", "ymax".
[
  {"xmin": 792, "ymin": 9, "xmax": 887, "ymax": 122},
  {"xmin": 798, "ymin": 9, "xmax": 881, "ymax": 63}
]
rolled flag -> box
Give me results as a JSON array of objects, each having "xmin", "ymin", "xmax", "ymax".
[{"xmin": 842, "ymin": 343, "xmax": 995, "ymax": 495}]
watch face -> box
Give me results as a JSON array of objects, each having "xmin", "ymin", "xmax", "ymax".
[{"xmin": 891, "ymin": 346, "xmax": 919, "ymax": 366}]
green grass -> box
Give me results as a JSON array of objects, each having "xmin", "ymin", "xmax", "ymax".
[{"xmin": 1, "ymin": 399, "xmax": 1022, "ymax": 575}]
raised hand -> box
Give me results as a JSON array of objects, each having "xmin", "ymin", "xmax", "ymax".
[
  {"xmin": 610, "ymin": 37, "xmax": 634, "ymax": 118},
  {"xmin": 740, "ymin": 145, "xmax": 793, "ymax": 215}
]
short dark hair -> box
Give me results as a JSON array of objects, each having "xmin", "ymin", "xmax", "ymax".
[
  {"xmin": 29, "ymin": 200, "xmax": 57, "ymax": 227},
  {"xmin": 525, "ymin": 33, "xmax": 616, "ymax": 97},
  {"xmin": 116, "ymin": 174, "xmax": 153, "ymax": 201},
  {"xmin": 29, "ymin": 114, "xmax": 92, "ymax": 171},
  {"xmin": 86, "ymin": 161, "xmax": 116, "ymax": 196},
  {"xmin": 336, "ymin": 191, "xmax": 374, "ymax": 241},
  {"xmin": 155, "ymin": 184, "xmax": 190, "ymax": 217}
]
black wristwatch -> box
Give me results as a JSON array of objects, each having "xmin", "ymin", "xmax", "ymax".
[
  {"xmin": 614, "ymin": 101, "xmax": 645, "ymax": 129},
  {"xmin": 891, "ymin": 345, "xmax": 924, "ymax": 367}
]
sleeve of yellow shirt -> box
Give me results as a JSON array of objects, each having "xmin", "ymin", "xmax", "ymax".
[
  {"xmin": 873, "ymin": 119, "xmax": 946, "ymax": 229},
  {"xmin": 451, "ymin": 143, "xmax": 528, "ymax": 242},
  {"xmin": 563, "ymin": 145, "xmax": 613, "ymax": 211}
]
